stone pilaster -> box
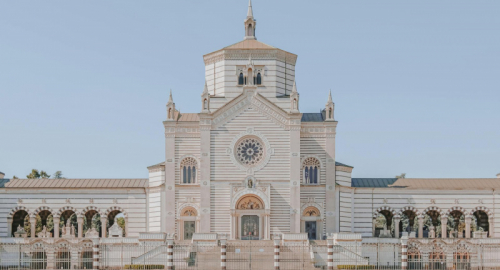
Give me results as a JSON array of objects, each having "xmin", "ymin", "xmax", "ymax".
[
  {"xmin": 164, "ymin": 121, "xmax": 177, "ymax": 234},
  {"xmin": 30, "ymin": 217, "xmax": 36, "ymax": 239},
  {"xmin": 100, "ymin": 216, "xmax": 107, "ymax": 238},
  {"xmin": 325, "ymin": 122, "xmax": 337, "ymax": 234},
  {"xmin": 418, "ymin": 217, "xmax": 424, "ymax": 239},
  {"xmin": 394, "ymin": 217, "xmax": 401, "ymax": 238},
  {"xmin": 441, "ymin": 216, "xmax": 448, "ymax": 238},
  {"xmin": 465, "ymin": 216, "xmax": 472, "ymax": 238},
  {"xmin": 53, "ymin": 217, "xmax": 60, "ymax": 238},
  {"xmin": 290, "ymin": 116, "xmax": 301, "ymax": 233},
  {"xmin": 7, "ymin": 217, "xmax": 12, "ymax": 237},
  {"xmin": 77, "ymin": 217, "xmax": 83, "ymax": 238},
  {"xmin": 199, "ymin": 116, "xmax": 212, "ymax": 232}
]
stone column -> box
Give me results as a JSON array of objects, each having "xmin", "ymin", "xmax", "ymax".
[
  {"xmin": 166, "ymin": 237, "xmax": 174, "ymax": 270},
  {"xmin": 418, "ymin": 217, "xmax": 424, "ymax": 239},
  {"xmin": 372, "ymin": 218, "xmax": 376, "ymax": 237},
  {"xmin": 327, "ymin": 236, "xmax": 334, "ymax": 270},
  {"xmin": 54, "ymin": 217, "xmax": 60, "ymax": 238},
  {"xmin": 46, "ymin": 247, "xmax": 55, "ymax": 270},
  {"xmin": 30, "ymin": 216, "xmax": 36, "ymax": 239},
  {"xmin": 441, "ymin": 216, "xmax": 447, "ymax": 238},
  {"xmin": 394, "ymin": 217, "xmax": 401, "ymax": 238},
  {"xmin": 124, "ymin": 216, "xmax": 128, "ymax": 237},
  {"xmin": 465, "ymin": 216, "xmax": 472, "ymax": 239},
  {"xmin": 489, "ymin": 217, "xmax": 494, "ymax": 237},
  {"xmin": 274, "ymin": 238, "xmax": 280, "ymax": 270},
  {"xmin": 77, "ymin": 216, "xmax": 83, "ymax": 238},
  {"xmin": 220, "ymin": 238, "xmax": 227, "ymax": 270},
  {"xmin": 7, "ymin": 217, "xmax": 13, "ymax": 237},
  {"xmin": 100, "ymin": 216, "xmax": 107, "ymax": 238},
  {"xmin": 401, "ymin": 234, "xmax": 408, "ymax": 270}
]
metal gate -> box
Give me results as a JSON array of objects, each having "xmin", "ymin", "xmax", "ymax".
[{"xmin": 226, "ymin": 240, "xmax": 274, "ymax": 270}]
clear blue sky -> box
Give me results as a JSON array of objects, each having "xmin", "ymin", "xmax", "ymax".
[{"xmin": 1, "ymin": 1, "xmax": 499, "ymax": 179}]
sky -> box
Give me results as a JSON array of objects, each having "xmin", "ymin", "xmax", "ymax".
[{"xmin": 1, "ymin": 1, "xmax": 499, "ymax": 179}]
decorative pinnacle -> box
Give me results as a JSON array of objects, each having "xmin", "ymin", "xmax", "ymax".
[
  {"xmin": 292, "ymin": 81, "xmax": 297, "ymax": 93},
  {"xmin": 247, "ymin": 0, "xmax": 253, "ymax": 18},
  {"xmin": 203, "ymin": 81, "xmax": 208, "ymax": 94},
  {"xmin": 328, "ymin": 90, "xmax": 333, "ymax": 103}
]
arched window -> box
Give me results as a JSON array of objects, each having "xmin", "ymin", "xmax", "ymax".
[
  {"xmin": 329, "ymin": 108, "xmax": 332, "ymax": 119},
  {"xmin": 303, "ymin": 157, "xmax": 320, "ymax": 184},
  {"xmin": 181, "ymin": 157, "xmax": 197, "ymax": 184},
  {"xmin": 238, "ymin": 72, "xmax": 244, "ymax": 85},
  {"xmin": 168, "ymin": 108, "xmax": 172, "ymax": 119},
  {"xmin": 247, "ymin": 24, "xmax": 253, "ymax": 36},
  {"xmin": 256, "ymin": 72, "xmax": 262, "ymax": 85},
  {"xmin": 203, "ymin": 99, "xmax": 208, "ymax": 110}
]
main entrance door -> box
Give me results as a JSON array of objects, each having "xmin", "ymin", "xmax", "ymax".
[
  {"xmin": 241, "ymin": 215, "xmax": 259, "ymax": 240},
  {"xmin": 184, "ymin": 221, "xmax": 195, "ymax": 240},
  {"xmin": 305, "ymin": 221, "xmax": 317, "ymax": 240}
]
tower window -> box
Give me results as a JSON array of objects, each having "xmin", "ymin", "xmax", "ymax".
[
  {"xmin": 256, "ymin": 73, "xmax": 262, "ymax": 85},
  {"xmin": 238, "ymin": 73, "xmax": 244, "ymax": 85},
  {"xmin": 303, "ymin": 157, "xmax": 321, "ymax": 184},
  {"xmin": 180, "ymin": 157, "xmax": 197, "ymax": 184}
]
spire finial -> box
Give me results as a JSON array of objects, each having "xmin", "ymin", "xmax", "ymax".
[
  {"xmin": 203, "ymin": 81, "xmax": 208, "ymax": 94},
  {"xmin": 247, "ymin": 0, "xmax": 253, "ymax": 18},
  {"xmin": 328, "ymin": 89, "xmax": 332, "ymax": 103},
  {"xmin": 292, "ymin": 81, "xmax": 297, "ymax": 93},
  {"xmin": 169, "ymin": 89, "xmax": 173, "ymax": 102}
]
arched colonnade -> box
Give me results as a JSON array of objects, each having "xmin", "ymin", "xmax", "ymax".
[
  {"xmin": 373, "ymin": 206, "xmax": 492, "ymax": 239},
  {"xmin": 7, "ymin": 205, "xmax": 128, "ymax": 238}
]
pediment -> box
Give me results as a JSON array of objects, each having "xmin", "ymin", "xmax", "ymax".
[{"xmin": 211, "ymin": 90, "xmax": 291, "ymax": 130}]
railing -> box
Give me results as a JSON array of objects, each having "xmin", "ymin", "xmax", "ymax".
[
  {"xmin": 282, "ymin": 233, "xmax": 308, "ymax": 241},
  {"xmin": 139, "ymin": 232, "xmax": 166, "ymax": 241},
  {"xmin": 191, "ymin": 233, "xmax": 218, "ymax": 241}
]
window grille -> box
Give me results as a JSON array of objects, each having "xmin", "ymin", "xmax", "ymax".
[
  {"xmin": 181, "ymin": 157, "xmax": 197, "ymax": 184},
  {"xmin": 303, "ymin": 157, "xmax": 320, "ymax": 184}
]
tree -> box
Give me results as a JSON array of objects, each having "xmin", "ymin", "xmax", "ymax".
[
  {"xmin": 395, "ymin": 173, "xmax": 406, "ymax": 179},
  {"xmin": 26, "ymin": 169, "xmax": 40, "ymax": 179},
  {"xmin": 39, "ymin": 171, "xmax": 50, "ymax": 179},
  {"xmin": 12, "ymin": 175, "xmax": 18, "ymax": 179},
  {"xmin": 53, "ymin": 171, "xmax": 64, "ymax": 179}
]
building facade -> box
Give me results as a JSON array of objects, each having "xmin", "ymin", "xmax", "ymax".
[{"xmin": 1, "ymin": 1, "xmax": 499, "ymax": 245}]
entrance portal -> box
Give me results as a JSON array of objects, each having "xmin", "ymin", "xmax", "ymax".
[
  {"xmin": 184, "ymin": 221, "xmax": 195, "ymax": 240},
  {"xmin": 305, "ymin": 221, "xmax": 317, "ymax": 240},
  {"xmin": 241, "ymin": 215, "xmax": 259, "ymax": 240}
]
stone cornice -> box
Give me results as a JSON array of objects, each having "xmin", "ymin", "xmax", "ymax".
[{"xmin": 336, "ymin": 165, "xmax": 353, "ymax": 173}]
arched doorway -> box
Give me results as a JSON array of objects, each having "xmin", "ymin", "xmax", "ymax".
[
  {"xmin": 234, "ymin": 194, "xmax": 267, "ymax": 240},
  {"xmin": 30, "ymin": 243, "xmax": 47, "ymax": 270},
  {"xmin": 106, "ymin": 209, "xmax": 126, "ymax": 237},
  {"xmin": 301, "ymin": 206, "xmax": 322, "ymax": 240},
  {"xmin": 454, "ymin": 244, "xmax": 470, "ymax": 270},
  {"xmin": 400, "ymin": 209, "xmax": 418, "ymax": 237},
  {"xmin": 473, "ymin": 210, "xmax": 489, "ymax": 236},
  {"xmin": 407, "ymin": 245, "xmax": 422, "ymax": 270},
  {"xmin": 448, "ymin": 210, "xmax": 465, "ymax": 238},
  {"xmin": 373, "ymin": 209, "xmax": 394, "ymax": 237},
  {"xmin": 179, "ymin": 206, "xmax": 198, "ymax": 240},
  {"xmin": 59, "ymin": 209, "xmax": 78, "ymax": 238},
  {"xmin": 34, "ymin": 209, "xmax": 54, "ymax": 238},
  {"xmin": 423, "ymin": 210, "xmax": 442, "ymax": 238},
  {"xmin": 82, "ymin": 208, "xmax": 102, "ymax": 237},
  {"xmin": 429, "ymin": 245, "xmax": 446, "ymax": 270}
]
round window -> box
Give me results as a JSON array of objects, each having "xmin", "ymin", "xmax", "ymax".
[{"xmin": 235, "ymin": 136, "xmax": 265, "ymax": 167}]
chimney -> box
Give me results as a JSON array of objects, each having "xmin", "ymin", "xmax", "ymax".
[{"xmin": 0, "ymin": 172, "xmax": 4, "ymax": 179}]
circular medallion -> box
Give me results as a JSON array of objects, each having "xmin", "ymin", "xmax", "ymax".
[{"xmin": 235, "ymin": 136, "xmax": 265, "ymax": 167}]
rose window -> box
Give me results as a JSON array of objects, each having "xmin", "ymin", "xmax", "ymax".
[{"xmin": 235, "ymin": 136, "xmax": 264, "ymax": 167}]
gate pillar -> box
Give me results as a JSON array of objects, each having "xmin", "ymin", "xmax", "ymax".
[
  {"xmin": 327, "ymin": 235, "xmax": 334, "ymax": 270},
  {"xmin": 401, "ymin": 233, "xmax": 408, "ymax": 270},
  {"xmin": 274, "ymin": 238, "xmax": 280, "ymax": 270},
  {"xmin": 220, "ymin": 238, "xmax": 227, "ymax": 270}
]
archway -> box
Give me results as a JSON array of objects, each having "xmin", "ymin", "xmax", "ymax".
[
  {"xmin": 80, "ymin": 242, "xmax": 94, "ymax": 270},
  {"xmin": 34, "ymin": 210, "xmax": 54, "ymax": 238},
  {"xmin": 454, "ymin": 244, "xmax": 471, "ymax": 270},
  {"xmin": 11, "ymin": 209, "xmax": 29, "ymax": 237},
  {"xmin": 473, "ymin": 210, "xmax": 489, "ymax": 236},
  {"xmin": 407, "ymin": 245, "xmax": 422, "ymax": 270},
  {"xmin": 179, "ymin": 206, "xmax": 198, "ymax": 240},
  {"xmin": 399, "ymin": 208, "xmax": 419, "ymax": 237},
  {"xmin": 373, "ymin": 208, "xmax": 395, "ymax": 238},
  {"xmin": 423, "ymin": 210, "xmax": 442, "ymax": 238},
  {"xmin": 301, "ymin": 206, "xmax": 321, "ymax": 240},
  {"xmin": 233, "ymin": 194, "xmax": 268, "ymax": 240},
  {"xmin": 104, "ymin": 207, "xmax": 127, "ymax": 237},
  {"xmin": 58, "ymin": 209, "xmax": 78, "ymax": 238},
  {"xmin": 447, "ymin": 210, "xmax": 465, "ymax": 238},
  {"xmin": 55, "ymin": 244, "xmax": 71, "ymax": 269},
  {"xmin": 81, "ymin": 207, "xmax": 102, "ymax": 237}
]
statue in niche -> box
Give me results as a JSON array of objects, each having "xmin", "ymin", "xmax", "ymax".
[
  {"xmin": 14, "ymin": 224, "xmax": 27, "ymax": 238},
  {"xmin": 239, "ymin": 198, "xmax": 261, "ymax": 210},
  {"xmin": 247, "ymin": 179, "xmax": 253, "ymax": 188},
  {"xmin": 38, "ymin": 225, "xmax": 51, "ymax": 238},
  {"xmin": 62, "ymin": 219, "xmax": 75, "ymax": 238},
  {"xmin": 429, "ymin": 225, "xmax": 436, "ymax": 238},
  {"xmin": 379, "ymin": 223, "xmax": 392, "ymax": 238}
]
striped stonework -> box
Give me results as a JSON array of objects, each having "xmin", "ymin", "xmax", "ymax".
[
  {"xmin": 401, "ymin": 235, "xmax": 409, "ymax": 270},
  {"xmin": 93, "ymin": 241, "xmax": 99, "ymax": 270},
  {"xmin": 273, "ymin": 239, "xmax": 280, "ymax": 270},
  {"xmin": 167, "ymin": 240, "xmax": 174, "ymax": 270},
  {"xmin": 327, "ymin": 239, "xmax": 333, "ymax": 270},
  {"xmin": 221, "ymin": 240, "xmax": 227, "ymax": 270}
]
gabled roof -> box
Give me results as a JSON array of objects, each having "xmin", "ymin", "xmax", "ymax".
[
  {"xmin": 335, "ymin": 162, "xmax": 353, "ymax": 168},
  {"xmin": 2, "ymin": 178, "xmax": 148, "ymax": 189},
  {"xmin": 177, "ymin": 113, "xmax": 200, "ymax": 122}
]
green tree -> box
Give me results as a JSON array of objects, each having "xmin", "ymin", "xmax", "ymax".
[
  {"xmin": 26, "ymin": 169, "xmax": 40, "ymax": 179},
  {"xmin": 12, "ymin": 175, "xmax": 18, "ymax": 179},
  {"xmin": 39, "ymin": 171, "xmax": 50, "ymax": 178},
  {"xmin": 53, "ymin": 171, "xmax": 64, "ymax": 179}
]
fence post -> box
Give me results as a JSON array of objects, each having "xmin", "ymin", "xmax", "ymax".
[
  {"xmin": 220, "ymin": 238, "xmax": 227, "ymax": 270},
  {"xmin": 166, "ymin": 234, "xmax": 175, "ymax": 270},
  {"xmin": 92, "ymin": 239, "xmax": 100, "ymax": 270},
  {"xmin": 273, "ymin": 237, "xmax": 280, "ymax": 270},
  {"xmin": 327, "ymin": 234, "xmax": 334, "ymax": 270},
  {"xmin": 401, "ymin": 233, "xmax": 408, "ymax": 270}
]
